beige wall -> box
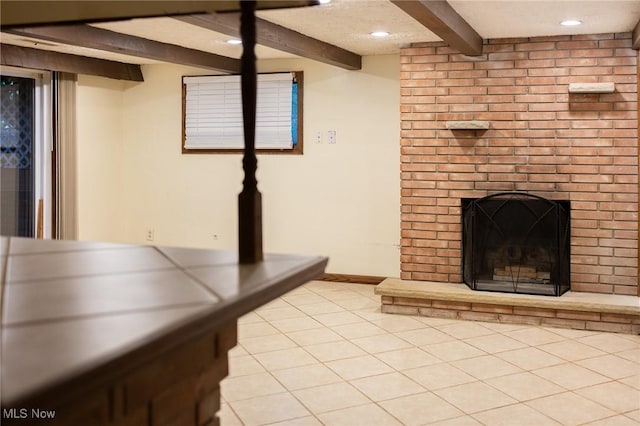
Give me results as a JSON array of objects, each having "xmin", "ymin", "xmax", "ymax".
[
  {"xmin": 76, "ymin": 55, "xmax": 401, "ymax": 277},
  {"xmin": 76, "ymin": 75, "xmax": 127, "ymax": 242}
]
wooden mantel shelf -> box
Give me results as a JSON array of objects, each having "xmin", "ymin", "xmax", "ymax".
[{"xmin": 0, "ymin": 236, "xmax": 327, "ymax": 425}]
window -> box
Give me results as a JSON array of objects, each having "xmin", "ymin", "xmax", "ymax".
[
  {"xmin": 1, "ymin": 67, "xmax": 53, "ymax": 238},
  {"xmin": 182, "ymin": 71, "xmax": 303, "ymax": 155}
]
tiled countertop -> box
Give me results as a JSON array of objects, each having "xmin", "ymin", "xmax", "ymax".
[{"xmin": 0, "ymin": 236, "xmax": 327, "ymax": 408}]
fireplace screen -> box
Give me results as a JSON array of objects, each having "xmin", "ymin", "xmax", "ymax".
[{"xmin": 462, "ymin": 192, "xmax": 570, "ymax": 296}]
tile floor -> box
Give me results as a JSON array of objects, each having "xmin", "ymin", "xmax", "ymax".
[{"xmin": 220, "ymin": 281, "xmax": 640, "ymax": 426}]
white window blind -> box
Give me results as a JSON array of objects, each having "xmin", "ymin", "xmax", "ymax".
[{"xmin": 183, "ymin": 72, "xmax": 294, "ymax": 150}]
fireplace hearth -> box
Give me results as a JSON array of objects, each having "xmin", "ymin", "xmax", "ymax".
[{"xmin": 462, "ymin": 193, "xmax": 570, "ymax": 296}]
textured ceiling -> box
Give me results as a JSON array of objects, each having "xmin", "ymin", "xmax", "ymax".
[
  {"xmin": 451, "ymin": 0, "xmax": 640, "ymax": 39},
  {"xmin": 1, "ymin": 0, "xmax": 639, "ymax": 65},
  {"xmin": 257, "ymin": 0, "xmax": 440, "ymax": 55}
]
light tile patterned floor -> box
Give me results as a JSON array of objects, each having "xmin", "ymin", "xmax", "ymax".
[{"xmin": 220, "ymin": 281, "xmax": 640, "ymax": 426}]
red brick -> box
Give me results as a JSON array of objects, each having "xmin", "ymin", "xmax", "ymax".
[
  {"xmin": 403, "ymin": 47, "xmax": 437, "ymax": 56},
  {"xmin": 472, "ymin": 304, "xmax": 513, "ymax": 314},
  {"xmin": 475, "ymin": 60, "xmax": 515, "ymax": 70},
  {"xmin": 585, "ymin": 322, "xmax": 634, "ymax": 334},
  {"xmin": 449, "ymin": 86, "xmax": 487, "ymax": 95},
  {"xmin": 598, "ymin": 56, "xmax": 637, "ymax": 66},
  {"xmin": 571, "ymin": 282, "xmax": 612, "ymax": 293},
  {"xmin": 501, "ymin": 314, "xmax": 543, "ymax": 326},
  {"xmin": 418, "ymin": 307, "xmax": 459, "ymax": 319},
  {"xmin": 403, "ymin": 263, "xmax": 437, "ymax": 274},
  {"xmin": 612, "ymin": 284, "xmax": 639, "ymax": 295},
  {"xmin": 598, "ymin": 38, "xmax": 631, "ymax": 49},
  {"xmin": 600, "ymin": 313, "xmax": 640, "ymax": 324},
  {"xmin": 448, "ymin": 104, "xmax": 490, "ymax": 113},
  {"xmin": 489, "ymin": 37, "xmax": 529, "ymax": 44},
  {"xmin": 484, "ymin": 44, "xmax": 515, "ymax": 53},
  {"xmin": 436, "ymin": 95, "xmax": 475, "ymax": 104},
  {"xmin": 614, "ymin": 46, "xmax": 636, "ymax": 56},
  {"xmin": 574, "ymin": 33, "xmax": 615, "ymax": 41},
  {"xmin": 528, "ymin": 50, "xmax": 571, "ymax": 59},
  {"xmin": 382, "ymin": 304, "xmax": 420, "ymax": 316},
  {"xmin": 513, "ymin": 307, "xmax": 556, "ymax": 318},
  {"xmin": 436, "ymin": 79, "xmax": 476, "ymax": 89},
  {"xmin": 476, "ymin": 77, "xmax": 516, "ymax": 86},
  {"xmin": 459, "ymin": 311, "xmax": 500, "ymax": 322},
  {"xmin": 615, "ymin": 266, "xmax": 638, "ymax": 276},
  {"xmin": 556, "ymin": 310, "xmax": 601, "ymax": 321},
  {"xmin": 570, "ymin": 66, "xmax": 613, "ymax": 76},
  {"xmin": 435, "ymin": 62, "xmax": 474, "ymax": 71},
  {"xmin": 515, "ymin": 41, "xmax": 557, "ymax": 51},
  {"xmin": 432, "ymin": 300, "xmax": 472, "ymax": 311},
  {"xmin": 541, "ymin": 317, "xmax": 587, "ymax": 330},
  {"xmin": 556, "ymin": 40, "xmax": 598, "ymax": 50},
  {"xmin": 488, "ymin": 52, "xmax": 528, "ymax": 61},
  {"xmin": 526, "ymin": 104, "xmax": 568, "ymax": 113},
  {"xmin": 381, "ymin": 296, "xmax": 394, "ymax": 305}
]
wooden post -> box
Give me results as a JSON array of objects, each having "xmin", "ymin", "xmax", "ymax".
[{"xmin": 238, "ymin": 1, "xmax": 263, "ymax": 263}]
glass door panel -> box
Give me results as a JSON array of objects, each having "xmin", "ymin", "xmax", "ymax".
[{"xmin": 1, "ymin": 75, "xmax": 36, "ymax": 237}]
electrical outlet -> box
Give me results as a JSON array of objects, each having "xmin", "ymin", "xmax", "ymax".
[
  {"xmin": 145, "ymin": 229, "xmax": 154, "ymax": 241},
  {"xmin": 213, "ymin": 234, "xmax": 220, "ymax": 240},
  {"xmin": 315, "ymin": 131, "xmax": 322, "ymax": 144},
  {"xmin": 328, "ymin": 130, "xmax": 336, "ymax": 144}
]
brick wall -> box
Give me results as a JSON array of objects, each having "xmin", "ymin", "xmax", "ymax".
[{"xmin": 400, "ymin": 33, "xmax": 638, "ymax": 296}]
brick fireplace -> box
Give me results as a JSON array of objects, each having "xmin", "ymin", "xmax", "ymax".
[{"xmin": 400, "ymin": 32, "xmax": 638, "ymax": 297}]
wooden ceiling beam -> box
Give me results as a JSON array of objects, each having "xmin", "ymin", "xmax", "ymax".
[
  {"xmin": 5, "ymin": 24, "xmax": 241, "ymax": 73},
  {"xmin": 0, "ymin": 1, "xmax": 318, "ymax": 27},
  {"xmin": 391, "ymin": 0, "xmax": 483, "ymax": 56},
  {"xmin": 1, "ymin": 43, "xmax": 143, "ymax": 81},
  {"xmin": 176, "ymin": 13, "xmax": 362, "ymax": 70},
  {"xmin": 633, "ymin": 18, "xmax": 640, "ymax": 49}
]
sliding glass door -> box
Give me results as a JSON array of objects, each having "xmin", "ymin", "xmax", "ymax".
[{"xmin": 1, "ymin": 69, "xmax": 52, "ymax": 238}]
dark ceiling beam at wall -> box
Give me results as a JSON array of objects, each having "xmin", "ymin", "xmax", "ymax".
[
  {"xmin": 5, "ymin": 25, "xmax": 241, "ymax": 73},
  {"xmin": 0, "ymin": 1, "xmax": 317, "ymax": 27},
  {"xmin": 1, "ymin": 43, "xmax": 143, "ymax": 81},
  {"xmin": 176, "ymin": 13, "xmax": 362, "ymax": 70},
  {"xmin": 632, "ymin": 19, "xmax": 640, "ymax": 49},
  {"xmin": 390, "ymin": 0, "xmax": 483, "ymax": 56}
]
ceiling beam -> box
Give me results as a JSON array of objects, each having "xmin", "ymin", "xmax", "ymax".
[
  {"xmin": 0, "ymin": 1, "xmax": 318, "ymax": 27},
  {"xmin": 5, "ymin": 24, "xmax": 241, "ymax": 73},
  {"xmin": 1, "ymin": 43, "xmax": 143, "ymax": 81},
  {"xmin": 176, "ymin": 13, "xmax": 362, "ymax": 70},
  {"xmin": 391, "ymin": 0, "xmax": 483, "ymax": 56},
  {"xmin": 633, "ymin": 19, "xmax": 640, "ymax": 49}
]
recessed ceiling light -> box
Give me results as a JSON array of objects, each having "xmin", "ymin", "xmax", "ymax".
[
  {"xmin": 371, "ymin": 31, "xmax": 390, "ymax": 38},
  {"xmin": 318, "ymin": 0, "xmax": 331, "ymax": 4},
  {"xmin": 226, "ymin": 38, "xmax": 242, "ymax": 45},
  {"xmin": 560, "ymin": 19, "xmax": 582, "ymax": 26}
]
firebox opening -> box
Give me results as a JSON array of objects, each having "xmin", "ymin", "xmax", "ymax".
[{"xmin": 462, "ymin": 192, "xmax": 570, "ymax": 297}]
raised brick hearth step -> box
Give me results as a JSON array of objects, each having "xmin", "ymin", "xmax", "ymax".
[{"xmin": 375, "ymin": 278, "xmax": 640, "ymax": 334}]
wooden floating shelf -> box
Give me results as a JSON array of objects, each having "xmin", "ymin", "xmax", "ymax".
[
  {"xmin": 446, "ymin": 120, "xmax": 490, "ymax": 130},
  {"xmin": 568, "ymin": 82, "xmax": 615, "ymax": 94}
]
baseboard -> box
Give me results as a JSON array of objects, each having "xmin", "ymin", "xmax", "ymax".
[{"xmin": 321, "ymin": 273, "xmax": 386, "ymax": 285}]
